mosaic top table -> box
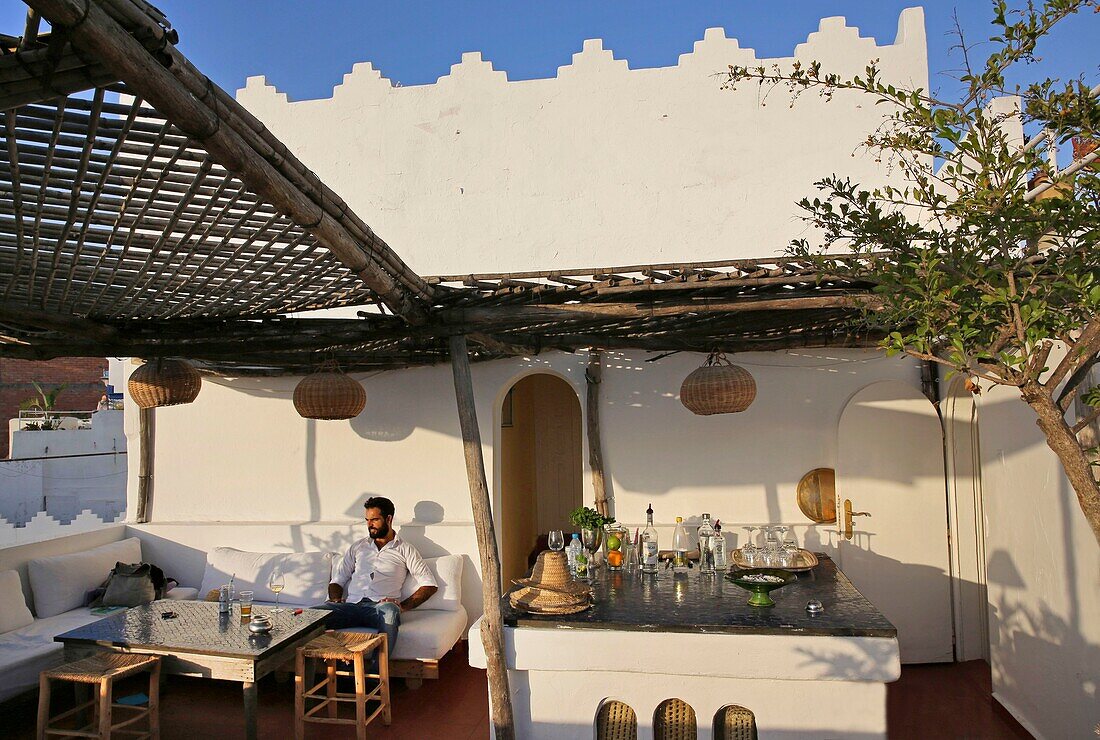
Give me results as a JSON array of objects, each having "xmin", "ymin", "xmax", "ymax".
[{"xmin": 56, "ymin": 600, "xmax": 329, "ymax": 740}]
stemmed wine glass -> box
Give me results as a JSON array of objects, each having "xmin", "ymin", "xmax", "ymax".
[
  {"xmin": 741, "ymin": 526, "xmax": 759, "ymax": 565},
  {"xmin": 268, "ymin": 569, "xmax": 286, "ymax": 614},
  {"xmin": 774, "ymin": 526, "xmax": 792, "ymax": 567},
  {"xmin": 548, "ymin": 530, "xmax": 565, "ymax": 552},
  {"xmin": 580, "ymin": 527, "xmax": 603, "ymax": 578}
]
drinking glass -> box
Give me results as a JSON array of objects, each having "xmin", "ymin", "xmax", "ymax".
[
  {"xmin": 762, "ymin": 526, "xmax": 781, "ymax": 566},
  {"xmin": 580, "ymin": 528, "xmax": 603, "ymax": 576},
  {"xmin": 780, "ymin": 528, "xmax": 799, "ymax": 567},
  {"xmin": 268, "ymin": 570, "xmax": 286, "ymax": 614},
  {"xmin": 741, "ymin": 526, "xmax": 759, "ymax": 565},
  {"xmin": 239, "ymin": 590, "xmax": 254, "ymax": 619},
  {"xmin": 548, "ymin": 530, "xmax": 565, "ymax": 552}
]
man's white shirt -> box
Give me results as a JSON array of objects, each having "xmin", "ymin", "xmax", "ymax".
[{"xmin": 331, "ymin": 536, "xmax": 437, "ymax": 603}]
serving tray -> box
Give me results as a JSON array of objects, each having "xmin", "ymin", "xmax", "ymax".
[{"xmin": 731, "ymin": 549, "xmax": 819, "ymax": 572}]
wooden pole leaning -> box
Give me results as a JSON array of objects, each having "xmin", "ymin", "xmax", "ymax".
[
  {"xmin": 448, "ymin": 334, "xmax": 515, "ymax": 740},
  {"xmin": 135, "ymin": 406, "xmax": 154, "ymax": 523},
  {"xmin": 587, "ymin": 350, "xmax": 610, "ymax": 518}
]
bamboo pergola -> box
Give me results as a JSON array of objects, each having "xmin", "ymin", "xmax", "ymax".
[
  {"xmin": 0, "ymin": 4, "xmax": 886, "ymax": 372},
  {"xmin": 2, "ymin": 4, "xmax": 889, "ymax": 738}
]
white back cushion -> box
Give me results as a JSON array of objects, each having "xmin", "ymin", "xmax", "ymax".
[
  {"xmin": 28, "ymin": 537, "xmax": 142, "ymax": 618},
  {"xmin": 0, "ymin": 570, "xmax": 34, "ymax": 633},
  {"xmin": 400, "ymin": 555, "xmax": 463, "ymax": 612},
  {"xmin": 199, "ymin": 548, "xmax": 336, "ymax": 606}
]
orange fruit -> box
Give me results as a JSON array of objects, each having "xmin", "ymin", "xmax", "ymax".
[{"xmin": 607, "ymin": 550, "xmax": 624, "ymax": 567}]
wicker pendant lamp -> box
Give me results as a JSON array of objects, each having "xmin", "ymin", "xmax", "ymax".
[
  {"xmin": 128, "ymin": 358, "xmax": 202, "ymax": 409},
  {"xmin": 293, "ymin": 360, "xmax": 365, "ymax": 420},
  {"xmin": 680, "ymin": 349, "xmax": 756, "ymax": 415}
]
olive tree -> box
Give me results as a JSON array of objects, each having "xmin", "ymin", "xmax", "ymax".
[{"xmin": 724, "ymin": 0, "xmax": 1100, "ymax": 544}]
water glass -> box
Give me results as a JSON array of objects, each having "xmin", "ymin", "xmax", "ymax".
[
  {"xmin": 762, "ymin": 526, "xmax": 781, "ymax": 566},
  {"xmin": 548, "ymin": 530, "xmax": 565, "ymax": 552},
  {"xmin": 239, "ymin": 590, "xmax": 254, "ymax": 619}
]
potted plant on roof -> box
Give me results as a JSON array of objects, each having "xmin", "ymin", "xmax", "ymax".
[
  {"xmin": 19, "ymin": 382, "xmax": 67, "ymax": 430},
  {"xmin": 569, "ymin": 506, "xmax": 614, "ymax": 574}
]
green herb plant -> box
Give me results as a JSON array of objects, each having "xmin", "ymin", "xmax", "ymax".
[{"xmin": 568, "ymin": 506, "xmax": 614, "ymax": 530}]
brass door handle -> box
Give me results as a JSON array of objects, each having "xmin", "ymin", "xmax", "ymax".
[{"xmin": 843, "ymin": 499, "xmax": 871, "ymax": 540}]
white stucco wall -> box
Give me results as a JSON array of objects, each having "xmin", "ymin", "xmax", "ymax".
[
  {"xmin": 978, "ymin": 377, "xmax": 1100, "ymax": 739},
  {"xmin": 0, "ymin": 411, "xmax": 127, "ymax": 532},
  {"xmin": 128, "ymin": 347, "xmax": 925, "ymax": 623},
  {"xmin": 235, "ymin": 10, "xmax": 927, "ymax": 274}
]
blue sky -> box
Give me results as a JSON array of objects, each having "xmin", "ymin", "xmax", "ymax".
[{"xmin": 3, "ymin": 2, "xmax": 1097, "ymax": 101}]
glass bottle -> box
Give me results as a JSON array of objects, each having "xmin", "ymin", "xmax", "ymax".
[
  {"xmin": 697, "ymin": 513, "xmax": 717, "ymax": 574},
  {"xmin": 640, "ymin": 504, "xmax": 659, "ymax": 574},
  {"xmin": 713, "ymin": 520, "xmax": 728, "ymax": 572},
  {"xmin": 672, "ymin": 516, "xmax": 690, "ymax": 573},
  {"xmin": 566, "ymin": 533, "xmax": 583, "ymax": 575}
]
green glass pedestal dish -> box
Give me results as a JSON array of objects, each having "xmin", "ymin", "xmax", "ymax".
[{"xmin": 726, "ymin": 568, "xmax": 797, "ymax": 607}]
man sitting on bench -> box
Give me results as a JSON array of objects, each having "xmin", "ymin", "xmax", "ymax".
[{"xmin": 317, "ymin": 496, "xmax": 438, "ymax": 654}]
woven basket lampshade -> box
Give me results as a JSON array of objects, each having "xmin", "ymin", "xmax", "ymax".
[
  {"xmin": 680, "ymin": 350, "xmax": 756, "ymax": 415},
  {"xmin": 293, "ymin": 362, "xmax": 365, "ymax": 420},
  {"xmin": 127, "ymin": 359, "xmax": 202, "ymax": 409}
]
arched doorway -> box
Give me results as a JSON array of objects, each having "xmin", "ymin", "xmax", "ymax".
[
  {"xmin": 837, "ymin": 380, "xmax": 954, "ymax": 663},
  {"xmin": 499, "ymin": 373, "xmax": 583, "ymax": 585}
]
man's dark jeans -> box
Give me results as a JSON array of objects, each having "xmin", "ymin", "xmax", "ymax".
[{"xmin": 314, "ymin": 599, "xmax": 401, "ymax": 654}]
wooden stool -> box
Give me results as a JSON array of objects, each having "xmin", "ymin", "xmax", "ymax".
[
  {"xmin": 38, "ymin": 653, "xmax": 161, "ymax": 739},
  {"xmin": 295, "ymin": 632, "xmax": 390, "ymax": 740}
]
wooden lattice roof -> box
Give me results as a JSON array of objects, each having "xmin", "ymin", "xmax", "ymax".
[{"xmin": 1, "ymin": 0, "xmax": 885, "ymax": 374}]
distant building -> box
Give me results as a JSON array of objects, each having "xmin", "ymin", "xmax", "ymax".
[{"xmin": 0, "ymin": 357, "xmax": 108, "ymax": 458}]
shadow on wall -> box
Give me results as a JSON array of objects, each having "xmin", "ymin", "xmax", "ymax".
[
  {"xmin": 984, "ymin": 479, "xmax": 1100, "ymax": 736},
  {"xmin": 793, "ymin": 544, "xmax": 953, "ymax": 674}
]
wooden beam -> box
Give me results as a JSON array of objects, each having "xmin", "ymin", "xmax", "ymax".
[
  {"xmin": 24, "ymin": 0, "xmax": 431, "ymax": 320},
  {"xmin": 448, "ymin": 334, "xmax": 514, "ymax": 740},
  {"xmin": 586, "ymin": 350, "xmax": 610, "ymax": 518},
  {"xmin": 0, "ymin": 304, "xmax": 118, "ymax": 340},
  {"xmin": 135, "ymin": 406, "xmax": 154, "ymax": 523}
]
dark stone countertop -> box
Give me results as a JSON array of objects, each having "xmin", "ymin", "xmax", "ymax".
[{"xmin": 502, "ymin": 554, "xmax": 897, "ymax": 638}]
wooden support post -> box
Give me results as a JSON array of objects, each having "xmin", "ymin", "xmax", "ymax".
[
  {"xmin": 448, "ymin": 334, "xmax": 514, "ymax": 740},
  {"xmin": 587, "ymin": 350, "xmax": 610, "ymax": 518},
  {"xmin": 135, "ymin": 407, "xmax": 154, "ymax": 523}
]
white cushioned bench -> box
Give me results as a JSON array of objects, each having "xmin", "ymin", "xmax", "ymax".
[{"xmin": 0, "ymin": 537, "xmax": 193, "ymax": 703}]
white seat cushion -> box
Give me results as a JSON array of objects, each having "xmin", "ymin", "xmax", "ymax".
[
  {"xmin": 0, "ymin": 570, "xmax": 34, "ymax": 634},
  {"xmin": 341, "ymin": 606, "xmax": 468, "ymax": 661},
  {"xmin": 0, "ymin": 608, "xmax": 106, "ymax": 702},
  {"xmin": 28, "ymin": 537, "xmax": 142, "ymax": 618},
  {"xmin": 199, "ymin": 548, "xmax": 337, "ymax": 606},
  {"xmin": 399, "ymin": 555, "xmax": 463, "ymax": 612}
]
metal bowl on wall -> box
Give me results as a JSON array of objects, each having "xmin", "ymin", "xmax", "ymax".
[{"xmin": 797, "ymin": 467, "xmax": 837, "ymax": 524}]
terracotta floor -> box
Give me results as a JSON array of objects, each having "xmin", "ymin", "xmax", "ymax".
[
  {"xmin": 887, "ymin": 660, "xmax": 1032, "ymax": 739},
  {"xmin": 6, "ymin": 649, "xmax": 1031, "ymax": 739}
]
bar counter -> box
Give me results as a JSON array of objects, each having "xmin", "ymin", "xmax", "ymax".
[
  {"xmin": 470, "ymin": 553, "xmax": 901, "ymax": 740},
  {"xmin": 502, "ymin": 554, "xmax": 896, "ymax": 638}
]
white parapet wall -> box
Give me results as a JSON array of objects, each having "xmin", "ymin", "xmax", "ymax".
[
  {"xmin": 235, "ymin": 9, "xmax": 927, "ymax": 275},
  {"xmin": 0, "ymin": 410, "xmax": 127, "ymax": 533}
]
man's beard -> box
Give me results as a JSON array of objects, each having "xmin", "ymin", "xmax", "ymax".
[{"xmin": 369, "ymin": 522, "xmax": 391, "ymax": 539}]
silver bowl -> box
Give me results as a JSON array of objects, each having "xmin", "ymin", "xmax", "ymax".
[{"xmin": 247, "ymin": 616, "xmax": 273, "ymax": 634}]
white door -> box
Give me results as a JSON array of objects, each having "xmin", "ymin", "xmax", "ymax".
[{"xmin": 837, "ymin": 381, "xmax": 954, "ymax": 663}]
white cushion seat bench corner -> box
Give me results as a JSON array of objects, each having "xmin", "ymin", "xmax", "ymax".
[
  {"xmin": 198, "ymin": 548, "xmax": 467, "ymax": 684},
  {"xmin": 0, "ymin": 537, "xmax": 193, "ymax": 703}
]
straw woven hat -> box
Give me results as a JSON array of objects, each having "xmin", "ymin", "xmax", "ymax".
[
  {"xmin": 514, "ymin": 551, "xmax": 590, "ymax": 596},
  {"xmin": 509, "ymin": 551, "xmax": 592, "ymax": 614}
]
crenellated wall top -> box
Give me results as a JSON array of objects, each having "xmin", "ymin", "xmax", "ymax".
[{"xmin": 235, "ymin": 9, "xmax": 927, "ymax": 275}]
